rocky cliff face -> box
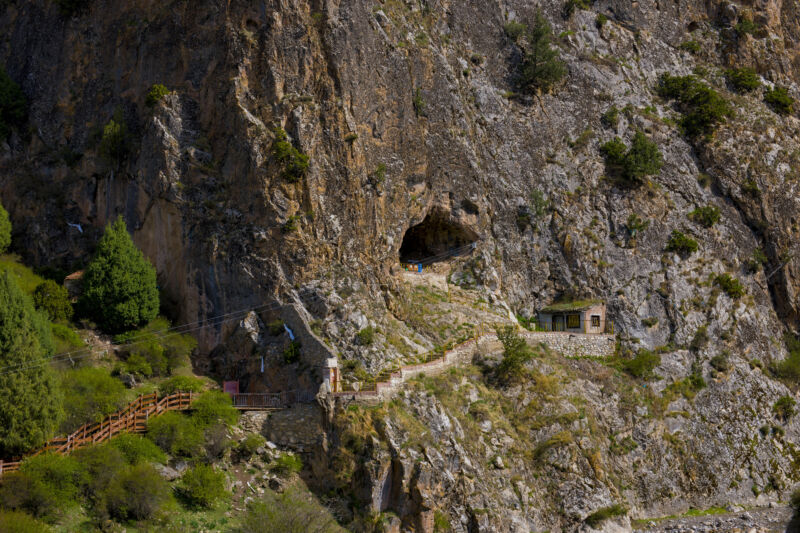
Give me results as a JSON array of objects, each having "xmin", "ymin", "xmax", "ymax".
[{"xmin": 4, "ymin": 0, "xmax": 800, "ymax": 530}]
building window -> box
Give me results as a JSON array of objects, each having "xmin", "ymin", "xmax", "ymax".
[
  {"xmin": 591, "ymin": 315, "xmax": 601, "ymax": 328},
  {"xmin": 567, "ymin": 314, "xmax": 580, "ymax": 328}
]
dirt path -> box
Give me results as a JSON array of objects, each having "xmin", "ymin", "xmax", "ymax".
[{"xmin": 634, "ymin": 506, "xmax": 798, "ymax": 533}]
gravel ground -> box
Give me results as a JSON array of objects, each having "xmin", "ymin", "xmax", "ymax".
[{"xmin": 634, "ymin": 506, "xmax": 799, "ymax": 533}]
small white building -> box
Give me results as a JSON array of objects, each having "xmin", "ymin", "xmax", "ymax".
[{"xmin": 537, "ymin": 300, "xmax": 609, "ymax": 334}]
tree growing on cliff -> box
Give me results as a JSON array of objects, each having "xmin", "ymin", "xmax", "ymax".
[
  {"xmin": 79, "ymin": 216, "xmax": 159, "ymax": 333},
  {"xmin": 0, "ymin": 273, "xmax": 63, "ymax": 456},
  {"xmin": 0, "ymin": 200, "xmax": 10, "ymax": 253},
  {"xmin": 519, "ymin": 13, "xmax": 567, "ymax": 94},
  {"xmin": 33, "ymin": 279, "xmax": 73, "ymax": 321},
  {"xmin": 494, "ymin": 326, "xmax": 533, "ymax": 385}
]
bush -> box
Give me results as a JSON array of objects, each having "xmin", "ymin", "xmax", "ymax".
[
  {"xmin": 741, "ymin": 178, "xmax": 761, "ymax": 197},
  {"xmin": 0, "ymin": 201, "xmax": 10, "ymax": 254},
  {"xmin": 97, "ymin": 110, "xmax": 130, "ymax": 166},
  {"xmin": 773, "ymin": 395, "xmax": 796, "ymax": 421},
  {"xmin": 412, "ymin": 87, "xmax": 426, "ymax": 117},
  {"xmin": 688, "ymin": 205, "xmax": 721, "ymax": 228},
  {"xmin": 0, "ymin": 510, "xmax": 52, "ymax": 532},
  {"xmin": 0, "ymin": 273, "xmax": 63, "ymax": 456},
  {"xmin": 715, "ymin": 273, "xmax": 745, "ymax": 299},
  {"xmin": 746, "ymin": 248, "xmax": 768, "ymax": 273},
  {"xmin": 241, "ymin": 484, "xmax": 342, "ymax": 533},
  {"xmin": 356, "ymin": 326, "xmax": 375, "ymax": 346},
  {"xmin": 0, "ymin": 67, "xmax": 26, "ymax": 141},
  {"xmin": 622, "ymin": 349, "xmax": 660, "ymax": 379},
  {"xmin": 50, "ymin": 323, "xmax": 83, "ymax": 354},
  {"xmin": 765, "ymin": 86, "xmax": 794, "ymax": 115},
  {"xmin": 79, "ymin": 216, "xmax": 159, "ymax": 333},
  {"xmin": 600, "ymin": 106, "xmax": 619, "ymax": 128},
  {"xmin": 710, "ymin": 353, "xmax": 729, "ymax": 372},
  {"xmin": 725, "ymin": 67, "xmax": 761, "ymax": 92},
  {"xmin": 109, "ymin": 432, "xmax": 166, "ymax": 464},
  {"xmin": 59, "ymin": 367, "xmax": 127, "ymax": 433},
  {"xmin": 680, "ymin": 40, "xmax": 700, "ymax": 54},
  {"xmin": 177, "ymin": 464, "xmax": 228, "ymax": 509},
  {"xmin": 115, "ymin": 317, "xmax": 197, "ymax": 375},
  {"xmin": 626, "ymin": 213, "xmax": 650, "ymax": 236},
  {"xmin": 585, "ymin": 504, "xmax": 627, "ymax": 528},
  {"xmin": 563, "ymin": 0, "xmax": 593, "ymax": 17},
  {"xmin": 271, "ymin": 453, "xmax": 303, "ymax": 476},
  {"xmin": 145, "ymin": 84, "xmax": 170, "ymax": 107},
  {"xmin": 20, "ymin": 454, "xmax": 86, "ymax": 509},
  {"xmin": 146, "ymin": 411, "xmax": 204, "ymax": 457},
  {"xmin": 272, "ymin": 127, "xmax": 309, "ymax": 182},
  {"xmin": 690, "ymin": 326, "xmax": 709, "ymax": 352},
  {"xmin": 158, "ymin": 375, "xmax": 205, "ymax": 395},
  {"xmin": 102, "ymin": 463, "xmax": 172, "ymax": 521},
  {"xmin": 283, "ymin": 340, "xmax": 301, "ymax": 363},
  {"xmin": 238, "ymin": 433, "xmax": 266, "ymax": 458},
  {"xmin": 503, "ymin": 21, "xmax": 527, "ymax": 41},
  {"xmin": 657, "ymin": 74, "xmax": 733, "ymax": 136},
  {"xmin": 0, "ymin": 471, "xmax": 56, "ymax": 521},
  {"xmin": 518, "ymin": 12, "xmax": 566, "ymax": 94},
  {"xmin": 735, "ymin": 16, "xmax": 758, "ymax": 37},
  {"xmin": 601, "ymin": 132, "xmax": 662, "ymax": 186},
  {"xmin": 191, "ymin": 390, "xmax": 239, "ymax": 428},
  {"xmin": 665, "ymin": 230, "xmax": 698, "ymax": 255},
  {"xmin": 72, "ymin": 442, "xmax": 127, "ymax": 500},
  {"xmin": 494, "ymin": 326, "xmax": 533, "ymax": 385}
]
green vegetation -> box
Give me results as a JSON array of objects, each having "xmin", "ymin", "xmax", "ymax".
[
  {"xmin": 79, "ymin": 216, "xmax": 159, "ymax": 333},
  {"xmin": 688, "ymin": 205, "xmax": 721, "ymax": 228},
  {"xmin": 272, "ymin": 127, "xmax": 310, "ymax": 182},
  {"xmin": 741, "ymin": 178, "xmax": 761, "ymax": 197},
  {"xmin": 109, "ymin": 433, "xmax": 166, "ymax": 465},
  {"xmin": 191, "ymin": 390, "xmax": 239, "ymax": 428},
  {"xmin": 765, "ymin": 86, "xmax": 794, "ymax": 115},
  {"xmin": 622, "ymin": 349, "xmax": 660, "ymax": 379},
  {"xmin": 115, "ymin": 317, "xmax": 197, "ymax": 377},
  {"xmin": 585, "ymin": 504, "xmax": 627, "ymax": 528},
  {"xmin": 626, "ymin": 213, "xmax": 650, "ymax": 236},
  {"xmin": 283, "ymin": 340, "xmax": 301, "ymax": 363},
  {"xmin": 600, "ymin": 105, "xmax": 619, "ymax": 128},
  {"xmin": 494, "ymin": 326, "xmax": 534, "ymax": 385},
  {"xmin": 238, "ymin": 433, "xmax": 266, "ymax": 458},
  {"xmin": 177, "ymin": 464, "xmax": 228, "ymax": 509},
  {"xmin": 746, "ymin": 248, "xmax": 768, "ymax": 273},
  {"xmin": 601, "ymin": 132, "xmax": 663, "ymax": 186},
  {"xmin": 356, "ymin": 326, "xmax": 375, "ymax": 346},
  {"xmin": 715, "ymin": 273, "xmax": 745, "ymax": 299},
  {"xmin": 774, "ymin": 395, "xmax": 796, "ymax": 421},
  {"xmin": 0, "ymin": 510, "xmax": 51, "ymax": 532},
  {"xmin": 0, "ymin": 67, "xmax": 27, "ymax": 140},
  {"xmin": 158, "ymin": 374, "xmax": 205, "ymax": 395},
  {"xmin": 103, "ymin": 462, "xmax": 172, "ymax": 521},
  {"xmin": 519, "ymin": 13, "xmax": 566, "ymax": 94},
  {"xmin": 710, "ymin": 353, "xmax": 729, "ymax": 372},
  {"xmin": 595, "ymin": 13, "xmax": 608, "ymax": 27},
  {"xmin": 146, "ymin": 411, "xmax": 204, "ymax": 457},
  {"xmin": 0, "ymin": 273, "xmax": 62, "ymax": 456},
  {"xmin": 735, "ymin": 16, "xmax": 758, "ymax": 37},
  {"xmin": 241, "ymin": 483, "xmax": 343, "ymax": 533},
  {"xmin": 680, "ymin": 40, "xmax": 701, "ymax": 54},
  {"xmin": 413, "ymin": 87, "xmax": 426, "ymax": 117},
  {"xmin": 271, "ymin": 452, "xmax": 303, "ymax": 476},
  {"xmin": 563, "ymin": 0, "xmax": 593, "ymax": 18},
  {"xmin": 98, "ymin": 110, "xmax": 131, "ymax": 166},
  {"xmin": 32, "ymin": 280, "xmax": 72, "ymax": 321},
  {"xmin": 657, "ymin": 74, "xmax": 733, "ymax": 137},
  {"xmin": 665, "ymin": 230, "xmax": 698, "ymax": 255},
  {"xmin": 774, "ymin": 335, "xmax": 800, "ymax": 384},
  {"xmin": 690, "ymin": 326, "xmax": 709, "ymax": 352},
  {"xmin": 503, "ymin": 21, "xmax": 527, "ymax": 41},
  {"xmin": 145, "ymin": 84, "xmax": 170, "ymax": 107},
  {"xmin": 0, "ymin": 201, "xmax": 10, "ymax": 253},
  {"xmin": 725, "ymin": 67, "xmax": 761, "ymax": 92},
  {"xmin": 59, "ymin": 367, "xmax": 127, "ymax": 433}
]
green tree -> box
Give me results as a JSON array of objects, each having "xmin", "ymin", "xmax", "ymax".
[
  {"xmin": 519, "ymin": 12, "xmax": 566, "ymax": 94},
  {"xmin": 601, "ymin": 132, "xmax": 662, "ymax": 185},
  {"xmin": 0, "ymin": 200, "xmax": 10, "ymax": 253},
  {"xmin": 191, "ymin": 390, "xmax": 239, "ymax": 428},
  {"xmin": 0, "ymin": 67, "xmax": 26, "ymax": 140},
  {"xmin": 101, "ymin": 463, "xmax": 172, "ymax": 521},
  {"xmin": 765, "ymin": 86, "xmax": 795, "ymax": 115},
  {"xmin": 494, "ymin": 326, "xmax": 533, "ymax": 385},
  {"xmin": 59, "ymin": 367, "xmax": 127, "ymax": 433},
  {"xmin": 98, "ymin": 110, "xmax": 130, "ymax": 166},
  {"xmin": 0, "ymin": 273, "xmax": 62, "ymax": 456},
  {"xmin": 145, "ymin": 84, "xmax": 170, "ymax": 107},
  {"xmin": 177, "ymin": 464, "xmax": 228, "ymax": 509},
  {"xmin": 32, "ymin": 280, "xmax": 72, "ymax": 322},
  {"xmin": 79, "ymin": 216, "xmax": 159, "ymax": 333}
]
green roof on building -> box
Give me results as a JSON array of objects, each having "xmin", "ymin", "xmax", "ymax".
[{"xmin": 540, "ymin": 299, "xmax": 603, "ymax": 313}]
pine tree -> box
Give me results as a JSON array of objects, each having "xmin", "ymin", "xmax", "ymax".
[
  {"xmin": 519, "ymin": 13, "xmax": 567, "ymax": 94},
  {"xmin": 0, "ymin": 273, "xmax": 63, "ymax": 456},
  {"xmin": 0, "ymin": 200, "xmax": 10, "ymax": 254},
  {"xmin": 79, "ymin": 216, "xmax": 159, "ymax": 333}
]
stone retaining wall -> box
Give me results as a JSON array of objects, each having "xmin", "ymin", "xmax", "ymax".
[{"xmin": 520, "ymin": 331, "xmax": 615, "ymax": 358}]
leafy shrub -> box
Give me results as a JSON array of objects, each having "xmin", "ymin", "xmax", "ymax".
[
  {"xmin": 725, "ymin": 67, "xmax": 761, "ymax": 92},
  {"xmin": 79, "ymin": 216, "xmax": 158, "ymax": 333},
  {"xmin": 356, "ymin": 326, "xmax": 375, "ymax": 346},
  {"xmin": 177, "ymin": 464, "xmax": 228, "ymax": 509},
  {"xmin": 494, "ymin": 326, "xmax": 533, "ymax": 385},
  {"xmin": 585, "ymin": 504, "xmax": 627, "ymax": 528},
  {"xmin": 601, "ymin": 132, "xmax": 662, "ymax": 186},
  {"xmin": 657, "ymin": 74, "xmax": 733, "ymax": 136},
  {"xmin": 72, "ymin": 442, "xmax": 127, "ymax": 500},
  {"xmin": 774, "ymin": 335, "xmax": 800, "ymax": 384},
  {"xmin": 735, "ymin": 16, "xmax": 758, "ymax": 37},
  {"xmin": 741, "ymin": 178, "xmax": 761, "ymax": 197},
  {"xmin": 765, "ymin": 86, "xmax": 794, "ymax": 115},
  {"xmin": 715, "ymin": 273, "xmax": 745, "ymax": 299},
  {"xmin": 665, "ymin": 230, "xmax": 698, "ymax": 255},
  {"xmin": 519, "ymin": 13, "xmax": 566, "ymax": 94},
  {"xmin": 746, "ymin": 248, "xmax": 768, "ymax": 273},
  {"xmin": 503, "ymin": 21, "xmax": 527, "ymax": 41},
  {"xmin": 109, "ymin": 432, "xmax": 166, "ymax": 464},
  {"xmin": 20, "ymin": 454, "xmax": 86, "ymax": 509},
  {"xmin": 773, "ymin": 395, "xmax": 796, "ymax": 421},
  {"xmin": 680, "ymin": 40, "xmax": 700, "ymax": 54},
  {"xmin": 115, "ymin": 317, "xmax": 197, "ymax": 375},
  {"xmin": 690, "ymin": 326, "xmax": 709, "ymax": 352},
  {"xmin": 191, "ymin": 390, "xmax": 239, "ymax": 428},
  {"xmin": 238, "ymin": 433, "xmax": 266, "ymax": 458},
  {"xmin": 0, "ymin": 510, "xmax": 52, "ymax": 532},
  {"xmin": 0, "ymin": 67, "xmax": 26, "ymax": 141},
  {"xmin": 0, "ymin": 202, "xmax": 10, "ymax": 254},
  {"xmin": 59, "ymin": 367, "xmax": 127, "ymax": 433},
  {"xmin": 0, "ymin": 471, "xmax": 56, "ymax": 521},
  {"xmin": 600, "ymin": 106, "xmax": 619, "ymax": 128},
  {"xmin": 688, "ymin": 205, "xmax": 721, "ymax": 228},
  {"xmin": 102, "ymin": 463, "xmax": 172, "ymax": 521},
  {"xmin": 283, "ymin": 340, "xmax": 301, "ymax": 363},
  {"xmin": 50, "ymin": 323, "xmax": 83, "ymax": 354},
  {"xmin": 271, "ymin": 453, "xmax": 303, "ymax": 476},
  {"xmin": 272, "ymin": 127, "xmax": 309, "ymax": 182},
  {"xmin": 626, "ymin": 213, "xmax": 650, "ymax": 236},
  {"xmin": 622, "ymin": 349, "xmax": 660, "ymax": 379},
  {"xmin": 595, "ymin": 13, "xmax": 608, "ymax": 27},
  {"xmin": 97, "ymin": 110, "xmax": 130, "ymax": 166},
  {"xmin": 158, "ymin": 375, "xmax": 205, "ymax": 395},
  {"xmin": 145, "ymin": 84, "xmax": 170, "ymax": 107},
  {"xmin": 146, "ymin": 411, "xmax": 204, "ymax": 457},
  {"xmin": 563, "ymin": 0, "xmax": 593, "ymax": 18},
  {"xmin": 413, "ymin": 87, "xmax": 426, "ymax": 117},
  {"xmin": 710, "ymin": 353, "xmax": 729, "ymax": 372},
  {"xmin": 241, "ymin": 484, "xmax": 343, "ymax": 533}
]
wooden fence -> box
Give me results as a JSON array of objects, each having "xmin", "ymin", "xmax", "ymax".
[{"xmin": 0, "ymin": 391, "xmax": 194, "ymax": 477}]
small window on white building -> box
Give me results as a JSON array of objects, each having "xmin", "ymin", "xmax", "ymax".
[
  {"xmin": 567, "ymin": 314, "xmax": 580, "ymax": 328},
  {"xmin": 591, "ymin": 315, "xmax": 601, "ymax": 328}
]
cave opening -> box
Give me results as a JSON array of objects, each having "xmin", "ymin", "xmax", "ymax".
[{"xmin": 398, "ymin": 211, "xmax": 478, "ymax": 264}]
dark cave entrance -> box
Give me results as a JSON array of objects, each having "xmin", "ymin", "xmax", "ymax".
[{"xmin": 398, "ymin": 211, "xmax": 479, "ymax": 264}]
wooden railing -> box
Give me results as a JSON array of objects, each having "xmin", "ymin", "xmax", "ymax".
[
  {"xmin": 0, "ymin": 391, "xmax": 194, "ymax": 477},
  {"xmin": 230, "ymin": 390, "xmax": 315, "ymax": 409}
]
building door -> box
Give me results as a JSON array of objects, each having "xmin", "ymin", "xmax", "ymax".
[{"xmin": 553, "ymin": 316, "xmax": 564, "ymax": 331}]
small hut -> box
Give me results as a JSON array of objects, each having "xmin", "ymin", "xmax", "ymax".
[{"xmin": 537, "ymin": 299, "xmax": 607, "ymax": 333}]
